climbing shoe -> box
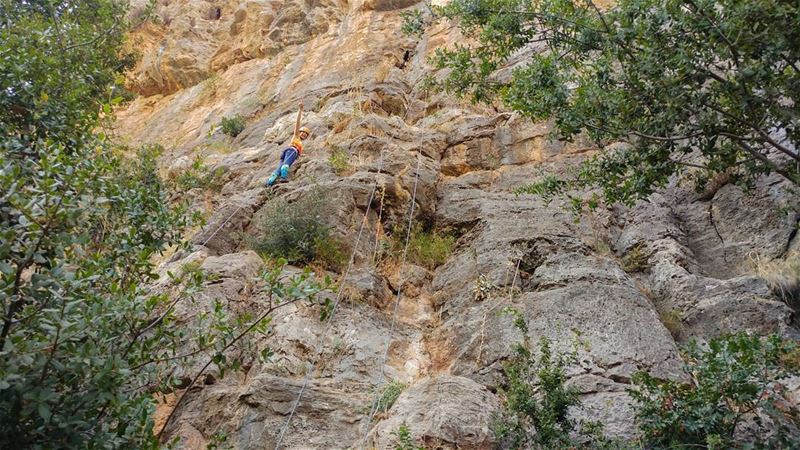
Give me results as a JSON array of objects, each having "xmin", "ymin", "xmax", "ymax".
[
  {"xmin": 265, "ymin": 173, "xmax": 278, "ymax": 186},
  {"xmin": 280, "ymin": 164, "xmax": 290, "ymax": 179}
]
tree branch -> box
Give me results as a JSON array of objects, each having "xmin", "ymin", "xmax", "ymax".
[
  {"xmin": 155, "ymin": 294, "xmax": 311, "ymax": 440},
  {"xmin": 63, "ymin": 18, "xmax": 120, "ymax": 51},
  {"xmin": 704, "ymin": 102, "xmax": 799, "ymax": 162},
  {"xmin": 722, "ymin": 133, "xmax": 799, "ymax": 185}
]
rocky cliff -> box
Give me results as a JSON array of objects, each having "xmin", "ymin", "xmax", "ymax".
[{"xmin": 115, "ymin": 0, "xmax": 800, "ymax": 448}]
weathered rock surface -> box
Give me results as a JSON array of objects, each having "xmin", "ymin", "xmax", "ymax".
[
  {"xmin": 367, "ymin": 375, "xmax": 502, "ymax": 449},
  {"xmin": 117, "ymin": 0, "xmax": 800, "ymax": 447}
]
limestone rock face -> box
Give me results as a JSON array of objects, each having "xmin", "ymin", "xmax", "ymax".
[
  {"xmin": 367, "ymin": 376, "xmax": 502, "ymax": 449},
  {"xmin": 119, "ymin": 0, "xmax": 800, "ymax": 447}
]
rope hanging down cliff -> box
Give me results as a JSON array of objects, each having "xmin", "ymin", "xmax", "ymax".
[
  {"xmin": 273, "ymin": 151, "xmax": 386, "ymax": 450},
  {"xmin": 200, "ymin": 204, "xmax": 245, "ymax": 248},
  {"xmin": 361, "ymin": 151, "xmax": 421, "ymax": 443}
]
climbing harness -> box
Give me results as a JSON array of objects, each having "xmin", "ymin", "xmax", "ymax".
[
  {"xmin": 361, "ymin": 151, "xmax": 422, "ymax": 444},
  {"xmin": 274, "ymin": 151, "xmax": 386, "ymax": 450}
]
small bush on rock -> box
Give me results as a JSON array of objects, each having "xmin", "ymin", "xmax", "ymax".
[
  {"xmin": 328, "ymin": 145, "xmax": 351, "ymax": 175},
  {"xmin": 219, "ymin": 114, "xmax": 246, "ymax": 137},
  {"xmin": 492, "ymin": 310, "xmax": 624, "ymax": 449},
  {"xmin": 374, "ymin": 380, "xmax": 407, "ymax": 415},
  {"xmin": 391, "ymin": 424, "xmax": 425, "ymax": 450},
  {"xmin": 400, "ymin": 224, "xmax": 456, "ymax": 270},
  {"xmin": 174, "ymin": 155, "xmax": 225, "ymax": 192},
  {"xmin": 622, "ymin": 245, "xmax": 651, "ymax": 273},
  {"xmin": 377, "ymin": 222, "xmax": 455, "ymax": 271},
  {"xmin": 493, "ymin": 336, "xmax": 582, "ymax": 448},
  {"xmin": 251, "ymin": 189, "xmax": 346, "ymax": 270}
]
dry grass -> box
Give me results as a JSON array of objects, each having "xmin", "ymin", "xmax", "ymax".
[
  {"xmin": 592, "ymin": 241, "xmax": 612, "ymax": 255},
  {"xmin": 749, "ymin": 251, "xmax": 800, "ymax": 311},
  {"xmin": 781, "ymin": 346, "xmax": 800, "ymax": 370},
  {"xmin": 199, "ymin": 73, "xmax": 220, "ymax": 100},
  {"xmin": 696, "ymin": 169, "xmax": 733, "ymax": 201},
  {"xmin": 658, "ymin": 308, "xmax": 684, "ymax": 340},
  {"xmin": 374, "ymin": 61, "xmax": 392, "ymax": 83},
  {"xmin": 332, "ymin": 116, "xmax": 351, "ymax": 134},
  {"xmin": 339, "ymin": 284, "xmax": 364, "ymax": 304},
  {"xmin": 363, "ymin": 119, "xmax": 385, "ymax": 137},
  {"xmin": 204, "ymin": 139, "xmax": 235, "ymax": 155},
  {"xmin": 622, "ymin": 245, "xmax": 651, "ymax": 273}
]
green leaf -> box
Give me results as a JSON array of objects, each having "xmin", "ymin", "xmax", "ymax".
[
  {"xmin": 38, "ymin": 403, "xmax": 51, "ymax": 422},
  {"xmin": 0, "ymin": 261, "xmax": 14, "ymax": 275}
]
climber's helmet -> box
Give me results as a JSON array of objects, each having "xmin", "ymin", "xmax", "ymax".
[{"xmin": 298, "ymin": 126, "xmax": 310, "ymax": 139}]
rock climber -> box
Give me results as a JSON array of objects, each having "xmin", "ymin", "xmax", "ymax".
[{"xmin": 265, "ymin": 103, "xmax": 309, "ymax": 186}]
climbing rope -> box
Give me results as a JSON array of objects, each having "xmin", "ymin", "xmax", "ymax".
[
  {"xmin": 476, "ymin": 255, "xmax": 522, "ymax": 365},
  {"xmin": 361, "ymin": 151, "xmax": 422, "ymax": 443},
  {"xmin": 274, "ymin": 151, "xmax": 386, "ymax": 450},
  {"xmin": 372, "ymin": 185, "xmax": 386, "ymax": 265},
  {"xmin": 200, "ymin": 204, "xmax": 245, "ymax": 248}
]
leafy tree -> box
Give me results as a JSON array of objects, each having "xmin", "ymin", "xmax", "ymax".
[
  {"xmin": 631, "ymin": 333, "xmax": 800, "ymax": 449},
  {"xmin": 406, "ymin": 0, "xmax": 800, "ymax": 206},
  {"xmin": 0, "ymin": 2, "xmax": 334, "ymax": 447},
  {"xmin": 0, "ymin": 1, "xmax": 189, "ymax": 446}
]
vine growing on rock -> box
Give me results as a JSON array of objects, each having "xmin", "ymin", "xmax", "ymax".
[{"xmin": 404, "ymin": 0, "xmax": 800, "ymax": 206}]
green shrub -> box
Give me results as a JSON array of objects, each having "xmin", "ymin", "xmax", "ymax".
[
  {"xmin": 313, "ymin": 234, "xmax": 347, "ymax": 272},
  {"xmin": 328, "ymin": 145, "xmax": 351, "ymax": 175},
  {"xmin": 219, "ymin": 114, "xmax": 246, "ymax": 137},
  {"xmin": 373, "ymin": 380, "xmax": 406, "ymax": 415},
  {"xmin": 391, "ymin": 424, "xmax": 425, "ymax": 450},
  {"xmin": 622, "ymin": 245, "xmax": 651, "ymax": 273},
  {"xmin": 492, "ymin": 310, "xmax": 626, "ymax": 449},
  {"xmin": 631, "ymin": 333, "xmax": 800, "ymax": 449},
  {"xmin": 174, "ymin": 155, "xmax": 225, "ymax": 192},
  {"xmin": 250, "ymin": 189, "xmax": 346, "ymax": 270},
  {"xmin": 384, "ymin": 223, "xmax": 455, "ymax": 270},
  {"xmin": 493, "ymin": 336, "xmax": 581, "ymax": 449},
  {"xmin": 206, "ymin": 430, "xmax": 229, "ymax": 450}
]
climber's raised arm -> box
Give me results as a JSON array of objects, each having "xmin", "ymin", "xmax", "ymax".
[{"xmin": 293, "ymin": 102, "xmax": 303, "ymax": 140}]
